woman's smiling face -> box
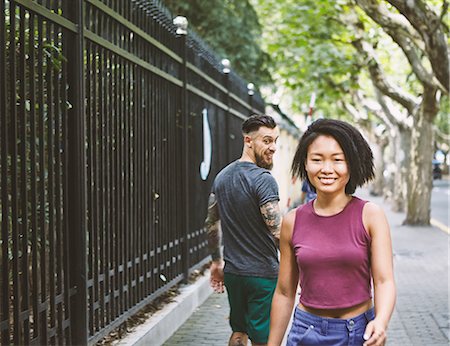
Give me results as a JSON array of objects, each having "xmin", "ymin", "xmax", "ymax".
[{"xmin": 305, "ymin": 134, "xmax": 350, "ymax": 195}]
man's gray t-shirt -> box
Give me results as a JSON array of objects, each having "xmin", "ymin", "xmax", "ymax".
[{"xmin": 212, "ymin": 160, "xmax": 279, "ymax": 278}]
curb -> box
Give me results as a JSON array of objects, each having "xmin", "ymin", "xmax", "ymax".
[{"xmin": 115, "ymin": 273, "xmax": 213, "ymax": 346}]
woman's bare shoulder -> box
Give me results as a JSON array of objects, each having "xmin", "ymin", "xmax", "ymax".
[{"xmin": 283, "ymin": 208, "xmax": 297, "ymax": 225}]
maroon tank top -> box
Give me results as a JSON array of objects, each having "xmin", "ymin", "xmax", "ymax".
[{"xmin": 292, "ymin": 197, "xmax": 372, "ymax": 309}]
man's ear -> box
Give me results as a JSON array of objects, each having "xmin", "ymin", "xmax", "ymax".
[{"xmin": 244, "ymin": 135, "xmax": 252, "ymax": 148}]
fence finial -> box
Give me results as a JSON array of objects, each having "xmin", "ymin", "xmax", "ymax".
[
  {"xmin": 221, "ymin": 58, "xmax": 231, "ymax": 74},
  {"xmin": 173, "ymin": 16, "xmax": 188, "ymax": 35},
  {"xmin": 247, "ymin": 83, "xmax": 255, "ymax": 95}
]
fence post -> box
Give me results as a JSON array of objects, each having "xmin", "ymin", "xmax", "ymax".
[
  {"xmin": 173, "ymin": 16, "xmax": 190, "ymax": 283},
  {"xmin": 247, "ymin": 83, "xmax": 255, "ymax": 116},
  {"xmin": 221, "ymin": 59, "xmax": 231, "ymax": 163},
  {"xmin": 66, "ymin": 0, "xmax": 88, "ymax": 344}
]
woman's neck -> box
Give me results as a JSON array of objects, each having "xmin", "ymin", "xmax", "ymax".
[{"xmin": 313, "ymin": 193, "xmax": 353, "ymax": 216}]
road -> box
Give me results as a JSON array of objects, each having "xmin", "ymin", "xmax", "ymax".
[{"xmin": 431, "ymin": 177, "xmax": 449, "ymax": 231}]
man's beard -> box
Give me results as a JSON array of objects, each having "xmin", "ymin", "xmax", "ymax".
[{"xmin": 255, "ymin": 152, "xmax": 273, "ymax": 170}]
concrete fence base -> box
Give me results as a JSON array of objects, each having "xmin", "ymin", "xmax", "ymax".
[{"xmin": 115, "ymin": 273, "xmax": 213, "ymax": 346}]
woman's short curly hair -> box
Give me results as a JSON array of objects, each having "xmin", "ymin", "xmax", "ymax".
[{"xmin": 291, "ymin": 118, "xmax": 374, "ymax": 195}]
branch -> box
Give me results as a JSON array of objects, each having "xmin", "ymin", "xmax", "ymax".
[
  {"xmin": 355, "ymin": 0, "xmax": 448, "ymax": 93},
  {"xmin": 434, "ymin": 125, "xmax": 450, "ymax": 143},
  {"xmin": 373, "ymin": 88, "xmax": 412, "ymax": 131},
  {"xmin": 385, "ymin": 0, "xmax": 450, "ymax": 91},
  {"xmin": 393, "ymin": 34, "xmax": 447, "ymax": 93},
  {"xmin": 439, "ymin": 1, "xmax": 449, "ymax": 33},
  {"xmin": 342, "ymin": 99, "xmax": 369, "ymax": 121},
  {"xmin": 351, "ymin": 89, "xmax": 402, "ymax": 131},
  {"xmin": 354, "ymin": 0, "xmax": 423, "ymax": 46},
  {"xmin": 352, "ymin": 37, "xmax": 419, "ymax": 114}
]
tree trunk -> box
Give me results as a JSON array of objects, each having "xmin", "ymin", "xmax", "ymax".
[
  {"xmin": 384, "ymin": 126, "xmax": 410, "ymax": 212},
  {"xmin": 383, "ymin": 129, "xmax": 396, "ymax": 203},
  {"xmin": 391, "ymin": 127, "xmax": 411, "ymax": 212},
  {"xmin": 370, "ymin": 138, "xmax": 386, "ymax": 196},
  {"xmin": 404, "ymin": 114, "xmax": 434, "ymax": 225}
]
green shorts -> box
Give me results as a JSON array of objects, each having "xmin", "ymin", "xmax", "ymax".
[{"xmin": 224, "ymin": 272, "xmax": 277, "ymax": 344}]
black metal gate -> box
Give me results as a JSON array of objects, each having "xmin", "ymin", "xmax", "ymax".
[{"xmin": 0, "ymin": 0, "xmax": 265, "ymax": 344}]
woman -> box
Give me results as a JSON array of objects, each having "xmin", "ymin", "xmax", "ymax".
[{"xmin": 268, "ymin": 119, "xmax": 396, "ymax": 346}]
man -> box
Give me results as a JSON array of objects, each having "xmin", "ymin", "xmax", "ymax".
[
  {"xmin": 300, "ymin": 179, "xmax": 317, "ymax": 204},
  {"xmin": 204, "ymin": 114, "xmax": 282, "ymax": 346}
]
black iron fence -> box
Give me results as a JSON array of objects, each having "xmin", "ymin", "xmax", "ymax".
[{"xmin": 0, "ymin": 0, "xmax": 265, "ymax": 344}]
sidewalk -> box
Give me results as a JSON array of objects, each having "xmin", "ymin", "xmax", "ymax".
[{"xmin": 163, "ymin": 187, "xmax": 449, "ymax": 346}]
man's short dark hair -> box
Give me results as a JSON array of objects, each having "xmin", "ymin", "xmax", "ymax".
[
  {"xmin": 291, "ymin": 118, "xmax": 375, "ymax": 194},
  {"xmin": 242, "ymin": 114, "xmax": 277, "ymax": 134}
]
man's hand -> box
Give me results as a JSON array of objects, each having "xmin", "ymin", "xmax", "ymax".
[{"xmin": 209, "ymin": 260, "xmax": 225, "ymax": 293}]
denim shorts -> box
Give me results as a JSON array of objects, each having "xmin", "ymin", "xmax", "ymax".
[{"xmin": 286, "ymin": 306, "xmax": 375, "ymax": 346}]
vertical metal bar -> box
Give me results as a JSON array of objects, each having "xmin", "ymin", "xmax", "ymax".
[
  {"xmin": 66, "ymin": 0, "xmax": 88, "ymax": 344},
  {"xmin": 142, "ymin": 57, "xmax": 148, "ymax": 298},
  {"xmin": 45, "ymin": 19, "xmax": 57, "ymax": 345},
  {"xmin": 114, "ymin": 50, "xmax": 120, "ymax": 317},
  {"xmin": 107, "ymin": 48, "xmax": 115, "ymax": 324},
  {"xmin": 178, "ymin": 27, "xmax": 190, "ymax": 283},
  {"xmin": 60, "ymin": 7, "xmax": 72, "ymax": 341},
  {"xmin": 9, "ymin": 2, "xmax": 22, "ymax": 344},
  {"xmin": 28, "ymin": 9, "xmax": 40, "ymax": 344},
  {"xmin": 112, "ymin": 51, "xmax": 119, "ymax": 321},
  {"xmin": 37, "ymin": 13, "xmax": 48, "ymax": 346},
  {"xmin": 150, "ymin": 68, "xmax": 156, "ymax": 296},
  {"xmin": 135, "ymin": 62, "xmax": 143, "ymax": 303},
  {"xmin": 175, "ymin": 60, "xmax": 183, "ymax": 277},
  {"xmin": 92, "ymin": 35, "xmax": 99, "ymax": 335},
  {"xmin": 85, "ymin": 4, "xmax": 93, "ymax": 337},
  {"xmin": 117, "ymin": 53, "xmax": 124, "ymax": 318},
  {"xmin": 156, "ymin": 72, "xmax": 161, "ymax": 287},
  {"xmin": 135, "ymin": 15, "xmax": 141, "ymax": 301},
  {"xmin": 18, "ymin": 7, "xmax": 30, "ymax": 343},
  {"xmin": 0, "ymin": 0, "xmax": 10, "ymax": 343},
  {"xmin": 86, "ymin": 39, "xmax": 94, "ymax": 338},
  {"xmin": 125, "ymin": 55, "xmax": 131, "ymax": 311},
  {"xmin": 131, "ymin": 61, "xmax": 137, "ymax": 307},
  {"xmin": 145, "ymin": 4, "xmax": 151, "ymax": 292},
  {"xmin": 224, "ymin": 73, "xmax": 230, "ymax": 164},
  {"xmin": 124, "ymin": 56, "xmax": 131, "ymax": 311},
  {"xmin": 99, "ymin": 34, "xmax": 106, "ymax": 330},
  {"xmin": 162, "ymin": 75, "xmax": 167, "ymax": 280},
  {"xmin": 139, "ymin": 5, "xmax": 146, "ymax": 300},
  {"xmin": 121, "ymin": 55, "xmax": 127, "ymax": 313},
  {"xmin": 106, "ymin": 36, "xmax": 113, "ymax": 326},
  {"xmin": 165, "ymin": 79, "xmax": 172, "ymax": 278},
  {"xmin": 125, "ymin": 37, "xmax": 133, "ymax": 309},
  {"xmin": 248, "ymin": 89, "xmax": 254, "ymax": 116},
  {"xmin": 119, "ymin": 54, "xmax": 125, "ymax": 315},
  {"xmin": 130, "ymin": 29, "xmax": 136, "ymax": 308},
  {"xmin": 104, "ymin": 44, "xmax": 111, "ymax": 328},
  {"xmin": 53, "ymin": 22, "xmax": 63, "ymax": 344}
]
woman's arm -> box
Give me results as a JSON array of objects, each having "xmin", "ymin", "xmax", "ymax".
[
  {"xmin": 268, "ymin": 209, "xmax": 299, "ymax": 346},
  {"xmin": 363, "ymin": 202, "xmax": 396, "ymax": 346}
]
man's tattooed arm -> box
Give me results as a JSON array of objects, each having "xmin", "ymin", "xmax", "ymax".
[
  {"xmin": 205, "ymin": 193, "xmax": 222, "ymax": 261},
  {"xmin": 260, "ymin": 200, "xmax": 281, "ymax": 240}
]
